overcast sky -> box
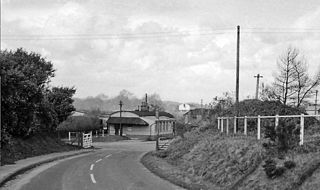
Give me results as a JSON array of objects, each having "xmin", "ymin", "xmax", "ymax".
[{"xmin": 2, "ymin": 0, "xmax": 320, "ymax": 103}]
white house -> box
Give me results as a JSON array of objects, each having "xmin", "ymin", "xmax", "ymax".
[{"xmin": 178, "ymin": 103, "xmax": 191, "ymax": 112}]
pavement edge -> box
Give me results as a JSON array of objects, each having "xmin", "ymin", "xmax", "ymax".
[{"xmin": 0, "ymin": 150, "xmax": 94, "ymax": 187}]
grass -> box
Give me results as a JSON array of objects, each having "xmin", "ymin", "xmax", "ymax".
[
  {"xmin": 141, "ymin": 123, "xmax": 320, "ymax": 190},
  {"xmin": 2, "ymin": 134, "xmax": 80, "ymax": 166}
]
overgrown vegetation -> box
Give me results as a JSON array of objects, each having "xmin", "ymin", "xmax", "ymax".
[
  {"xmin": 57, "ymin": 116, "xmax": 101, "ymax": 132},
  {"xmin": 144, "ymin": 95, "xmax": 320, "ymax": 189},
  {"xmin": 1, "ymin": 48, "xmax": 76, "ymax": 165}
]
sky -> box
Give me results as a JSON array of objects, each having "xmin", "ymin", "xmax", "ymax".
[{"xmin": 1, "ymin": 0, "xmax": 320, "ymax": 104}]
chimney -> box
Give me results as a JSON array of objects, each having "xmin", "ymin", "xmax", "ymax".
[{"xmin": 145, "ymin": 93, "xmax": 148, "ymax": 104}]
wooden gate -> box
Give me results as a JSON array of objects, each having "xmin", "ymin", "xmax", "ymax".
[{"xmin": 82, "ymin": 131, "xmax": 92, "ymax": 148}]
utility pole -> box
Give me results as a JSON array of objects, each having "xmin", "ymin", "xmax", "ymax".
[
  {"xmin": 235, "ymin": 25, "xmax": 240, "ymax": 129},
  {"xmin": 315, "ymin": 90, "xmax": 318, "ymax": 115},
  {"xmin": 0, "ymin": 76, "xmax": 2, "ymax": 166},
  {"xmin": 119, "ymin": 100, "xmax": 123, "ymax": 136},
  {"xmin": 254, "ymin": 74, "xmax": 263, "ymax": 99},
  {"xmin": 155, "ymin": 108, "xmax": 159, "ymax": 151}
]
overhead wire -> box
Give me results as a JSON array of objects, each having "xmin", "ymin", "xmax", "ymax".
[{"xmin": 2, "ymin": 27, "xmax": 320, "ymax": 41}]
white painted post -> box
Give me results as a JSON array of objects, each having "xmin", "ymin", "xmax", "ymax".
[
  {"xmin": 221, "ymin": 118, "xmax": 224, "ymax": 133},
  {"xmin": 244, "ymin": 116, "xmax": 247, "ymax": 135},
  {"xmin": 102, "ymin": 128, "xmax": 104, "ymax": 137},
  {"xmin": 300, "ymin": 114, "xmax": 304, "ymax": 146},
  {"xmin": 257, "ymin": 115, "xmax": 261, "ymax": 140},
  {"xmin": 275, "ymin": 114, "xmax": 279, "ymax": 129},
  {"xmin": 233, "ymin": 116, "xmax": 237, "ymax": 134},
  {"xmin": 218, "ymin": 118, "xmax": 220, "ymax": 130},
  {"xmin": 226, "ymin": 118, "xmax": 229, "ymax": 135},
  {"xmin": 68, "ymin": 132, "xmax": 71, "ymax": 141}
]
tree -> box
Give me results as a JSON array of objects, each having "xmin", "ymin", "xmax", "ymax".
[
  {"xmin": 269, "ymin": 47, "xmax": 320, "ymax": 107},
  {"xmin": 1, "ymin": 48, "xmax": 76, "ymax": 137},
  {"xmin": 148, "ymin": 93, "xmax": 165, "ymax": 111},
  {"xmin": 47, "ymin": 86, "xmax": 76, "ymax": 124},
  {"xmin": 1, "ymin": 48, "xmax": 55, "ymax": 137}
]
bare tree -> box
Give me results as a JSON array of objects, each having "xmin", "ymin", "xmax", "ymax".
[{"xmin": 270, "ymin": 47, "xmax": 320, "ymax": 107}]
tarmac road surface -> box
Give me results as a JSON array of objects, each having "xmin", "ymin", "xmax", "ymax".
[{"xmin": 6, "ymin": 140, "xmax": 183, "ymax": 190}]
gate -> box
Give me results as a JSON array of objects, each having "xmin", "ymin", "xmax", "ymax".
[{"xmin": 82, "ymin": 131, "xmax": 92, "ymax": 148}]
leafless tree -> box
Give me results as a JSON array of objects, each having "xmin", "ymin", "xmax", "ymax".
[{"xmin": 269, "ymin": 47, "xmax": 320, "ymax": 107}]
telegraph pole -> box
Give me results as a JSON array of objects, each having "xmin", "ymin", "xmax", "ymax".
[
  {"xmin": 235, "ymin": 25, "xmax": 240, "ymax": 129},
  {"xmin": 254, "ymin": 74, "xmax": 263, "ymax": 99},
  {"xmin": 119, "ymin": 100, "xmax": 123, "ymax": 136},
  {"xmin": 0, "ymin": 76, "xmax": 2, "ymax": 166},
  {"xmin": 315, "ymin": 90, "xmax": 318, "ymax": 115}
]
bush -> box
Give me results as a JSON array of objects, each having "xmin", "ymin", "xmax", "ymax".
[
  {"xmin": 263, "ymin": 159, "xmax": 286, "ymax": 179},
  {"xmin": 56, "ymin": 116, "xmax": 101, "ymax": 132},
  {"xmin": 284, "ymin": 160, "xmax": 296, "ymax": 169},
  {"xmin": 154, "ymin": 150, "xmax": 169, "ymax": 158}
]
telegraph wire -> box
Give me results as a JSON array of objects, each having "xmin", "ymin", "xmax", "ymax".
[{"xmin": 2, "ymin": 27, "xmax": 320, "ymax": 41}]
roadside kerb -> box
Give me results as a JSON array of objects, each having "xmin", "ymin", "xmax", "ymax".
[{"xmin": 0, "ymin": 149, "xmax": 94, "ymax": 187}]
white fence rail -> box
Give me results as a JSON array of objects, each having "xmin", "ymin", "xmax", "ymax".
[{"xmin": 217, "ymin": 114, "xmax": 320, "ymax": 145}]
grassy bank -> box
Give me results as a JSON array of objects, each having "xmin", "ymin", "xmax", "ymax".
[
  {"xmin": 2, "ymin": 134, "xmax": 80, "ymax": 165},
  {"xmin": 141, "ymin": 124, "xmax": 320, "ymax": 189}
]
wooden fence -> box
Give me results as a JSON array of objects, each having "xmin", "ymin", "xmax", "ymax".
[{"xmin": 217, "ymin": 114, "xmax": 320, "ymax": 145}]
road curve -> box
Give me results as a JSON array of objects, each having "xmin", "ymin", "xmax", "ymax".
[{"xmin": 15, "ymin": 140, "xmax": 183, "ymax": 190}]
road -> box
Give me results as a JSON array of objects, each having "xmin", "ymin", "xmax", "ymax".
[{"xmin": 4, "ymin": 140, "xmax": 183, "ymax": 190}]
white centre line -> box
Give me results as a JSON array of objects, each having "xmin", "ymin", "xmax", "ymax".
[
  {"xmin": 95, "ymin": 159, "xmax": 102, "ymax": 163},
  {"xmin": 104, "ymin": 154, "xmax": 112, "ymax": 158},
  {"xmin": 90, "ymin": 173, "xmax": 97, "ymax": 184},
  {"xmin": 90, "ymin": 164, "xmax": 94, "ymax": 171}
]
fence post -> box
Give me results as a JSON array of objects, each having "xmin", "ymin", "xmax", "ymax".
[
  {"xmin": 226, "ymin": 118, "xmax": 229, "ymax": 135},
  {"xmin": 221, "ymin": 118, "xmax": 224, "ymax": 133},
  {"xmin": 300, "ymin": 114, "xmax": 304, "ymax": 146},
  {"xmin": 244, "ymin": 116, "xmax": 247, "ymax": 135},
  {"xmin": 233, "ymin": 116, "xmax": 237, "ymax": 134},
  {"xmin": 257, "ymin": 115, "xmax": 261, "ymax": 140},
  {"xmin": 218, "ymin": 117, "xmax": 220, "ymax": 130},
  {"xmin": 275, "ymin": 114, "xmax": 279, "ymax": 129},
  {"xmin": 68, "ymin": 132, "xmax": 71, "ymax": 141}
]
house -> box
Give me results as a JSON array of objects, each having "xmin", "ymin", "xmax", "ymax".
[
  {"xmin": 305, "ymin": 104, "xmax": 320, "ymax": 116},
  {"xmin": 106, "ymin": 94, "xmax": 175, "ymax": 139},
  {"xmin": 71, "ymin": 110, "xmax": 86, "ymax": 117},
  {"xmin": 178, "ymin": 103, "xmax": 191, "ymax": 112}
]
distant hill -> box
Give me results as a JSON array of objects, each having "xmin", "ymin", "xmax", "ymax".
[{"xmin": 73, "ymin": 90, "xmax": 202, "ymax": 116}]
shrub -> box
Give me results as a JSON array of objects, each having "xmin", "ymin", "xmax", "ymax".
[
  {"xmin": 154, "ymin": 150, "xmax": 169, "ymax": 158},
  {"xmin": 263, "ymin": 159, "xmax": 286, "ymax": 179},
  {"xmin": 284, "ymin": 160, "xmax": 296, "ymax": 169}
]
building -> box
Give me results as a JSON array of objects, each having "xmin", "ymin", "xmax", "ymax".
[
  {"xmin": 305, "ymin": 104, "xmax": 320, "ymax": 115},
  {"xmin": 71, "ymin": 111, "xmax": 86, "ymax": 117},
  {"xmin": 178, "ymin": 103, "xmax": 191, "ymax": 112},
  {"xmin": 106, "ymin": 94, "xmax": 175, "ymax": 139}
]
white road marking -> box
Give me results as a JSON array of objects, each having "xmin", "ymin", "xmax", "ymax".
[
  {"xmin": 90, "ymin": 164, "xmax": 94, "ymax": 171},
  {"xmin": 104, "ymin": 154, "xmax": 112, "ymax": 158},
  {"xmin": 90, "ymin": 173, "xmax": 97, "ymax": 184},
  {"xmin": 95, "ymin": 159, "xmax": 102, "ymax": 163}
]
